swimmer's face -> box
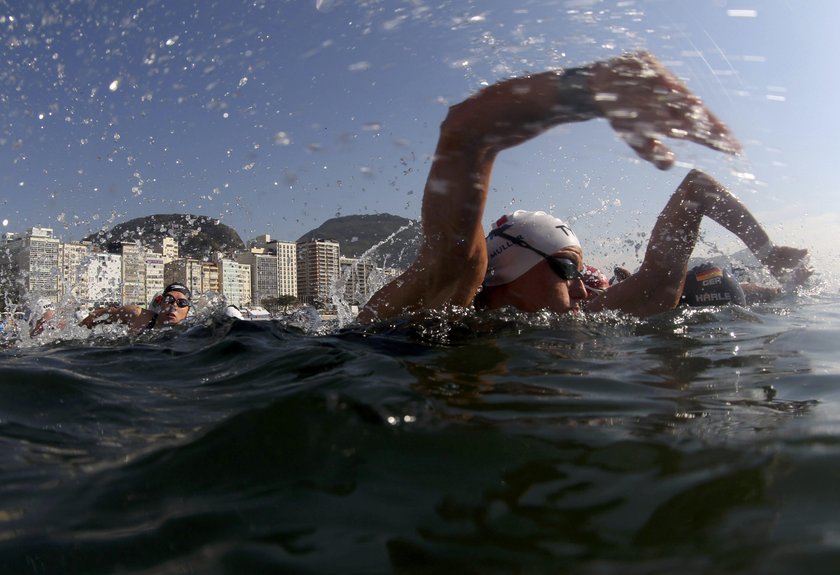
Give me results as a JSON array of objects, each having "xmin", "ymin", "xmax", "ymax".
[
  {"xmin": 156, "ymin": 291, "xmax": 191, "ymax": 325},
  {"xmin": 498, "ymin": 246, "xmax": 588, "ymax": 313}
]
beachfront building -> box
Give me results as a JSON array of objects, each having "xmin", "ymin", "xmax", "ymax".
[
  {"xmin": 275, "ymin": 240, "xmax": 298, "ymax": 298},
  {"xmin": 160, "ymin": 237, "xmax": 179, "ymax": 263},
  {"xmin": 296, "ymin": 239, "xmax": 340, "ymax": 309},
  {"xmin": 215, "ymin": 256, "xmax": 252, "ymax": 307},
  {"xmin": 120, "ymin": 241, "xmax": 147, "ymax": 306},
  {"xmin": 144, "ymin": 252, "xmax": 165, "ymax": 304},
  {"xmin": 60, "ymin": 241, "xmax": 92, "ymax": 302},
  {"xmin": 164, "ymin": 259, "xmax": 219, "ymax": 296},
  {"xmin": 147, "ymin": 236, "xmax": 180, "ymax": 264},
  {"xmin": 13, "ymin": 227, "xmax": 61, "ymax": 304},
  {"xmin": 249, "ymin": 235, "xmax": 298, "ymax": 299},
  {"xmin": 200, "ymin": 261, "xmax": 220, "ymax": 295},
  {"xmin": 236, "ymin": 250, "xmax": 278, "ymax": 308}
]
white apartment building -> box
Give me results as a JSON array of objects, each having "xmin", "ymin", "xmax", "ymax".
[
  {"xmin": 248, "ymin": 235, "xmax": 297, "ymax": 298},
  {"xmin": 214, "ymin": 256, "xmax": 252, "ymax": 307},
  {"xmin": 120, "ymin": 241, "xmax": 147, "ymax": 306},
  {"xmin": 15, "ymin": 227, "xmax": 61, "ymax": 303},
  {"xmin": 236, "ymin": 250, "xmax": 278, "ymax": 308},
  {"xmin": 60, "ymin": 242, "xmax": 92, "ymax": 302},
  {"xmin": 144, "ymin": 252, "xmax": 165, "ymax": 304},
  {"xmin": 164, "ymin": 259, "xmax": 219, "ymax": 296},
  {"xmin": 146, "ymin": 236, "xmax": 180, "ymax": 263},
  {"xmin": 160, "ymin": 237, "xmax": 179, "ymax": 263},
  {"xmin": 275, "ymin": 240, "xmax": 297, "ymax": 298},
  {"xmin": 297, "ymin": 239, "xmax": 340, "ymax": 308}
]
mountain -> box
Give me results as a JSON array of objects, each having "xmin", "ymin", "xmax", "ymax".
[
  {"xmin": 83, "ymin": 214, "xmax": 246, "ymax": 260},
  {"xmin": 298, "ymin": 214, "xmax": 421, "ymax": 268},
  {"xmin": 82, "ymin": 212, "xmax": 421, "ymax": 268}
]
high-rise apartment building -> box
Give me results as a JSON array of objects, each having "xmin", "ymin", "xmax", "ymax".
[
  {"xmin": 120, "ymin": 241, "xmax": 147, "ymax": 306},
  {"xmin": 236, "ymin": 250, "xmax": 278, "ymax": 307},
  {"xmin": 199, "ymin": 261, "xmax": 219, "ymax": 294},
  {"xmin": 275, "ymin": 241, "xmax": 297, "ymax": 298},
  {"xmin": 248, "ymin": 235, "xmax": 297, "ymax": 299},
  {"xmin": 147, "ymin": 236, "xmax": 180, "ymax": 263},
  {"xmin": 160, "ymin": 237, "xmax": 179, "ymax": 263},
  {"xmin": 60, "ymin": 241, "xmax": 92, "ymax": 302},
  {"xmin": 214, "ymin": 256, "xmax": 252, "ymax": 307},
  {"xmin": 144, "ymin": 252, "xmax": 165, "ymax": 304},
  {"xmin": 296, "ymin": 239, "xmax": 340, "ymax": 308},
  {"xmin": 14, "ymin": 227, "xmax": 61, "ymax": 303},
  {"xmin": 164, "ymin": 259, "xmax": 219, "ymax": 296}
]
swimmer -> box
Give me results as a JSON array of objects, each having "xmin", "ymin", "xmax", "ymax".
[
  {"xmin": 582, "ymin": 265, "xmax": 610, "ymax": 299},
  {"xmin": 608, "ymin": 262, "xmax": 802, "ymax": 307},
  {"xmin": 581, "ymin": 169, "xmax": 810, "ymax": 315},
  {"xmin": 600, "ymin": 263, "xmax": 748, "ymax": 307},
  {"xmin": 679, "ymin": 263, "xmax": 746, "ymax": 307},
  {"xmin": 358, "ymin": 51, "xmax": 742, "ymax": 322},
  {"xmin": 79, "ymin": 283, "xmax": 192, "ymax": 333},
  {"xmin": 472, "ymin": 172, "xmax": 808, "ymax": 316}
]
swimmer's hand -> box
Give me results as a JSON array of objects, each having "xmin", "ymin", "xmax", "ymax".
[
  {"xmin": 590, "ymin": 51, "xmax": 741, "ymax": 170},
  {"xmin": 764, "ymin": 246, "xmax": 812, "ymax": 287}
]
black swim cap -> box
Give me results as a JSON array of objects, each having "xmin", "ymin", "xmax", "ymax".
[
  {"xmin": 164, "ymin": 283, "xmax": 192, "ymax": 299},
  {"xmin": 680, "ymin": 264, "xmax": 746, "ymax": 307}
]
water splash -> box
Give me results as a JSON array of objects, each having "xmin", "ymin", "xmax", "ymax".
[{"xmin": 328, "ymin": 221, "xmax": 421, "ymax": 328}]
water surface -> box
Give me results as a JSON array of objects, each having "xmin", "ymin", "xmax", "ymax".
[{"xmin": 2, "ymin": 293, "xmax": 840, "ymax": 574}]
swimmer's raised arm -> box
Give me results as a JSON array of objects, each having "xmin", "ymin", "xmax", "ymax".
[
  {"xmin": 588, "ymin": 169, "xmax": 809, "ymax": 316},
  {"xmin": 590, "ymin": 52, "xmax": 740, "ymax": 169},
  {"xmin": 358, "ymin": 52, "xmax": 740, "ymax": 323}
]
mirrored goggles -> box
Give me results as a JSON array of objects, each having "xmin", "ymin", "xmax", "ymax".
[{"xmin": 162, "ymin": 294, "xmax": 191, "ymax": 308}]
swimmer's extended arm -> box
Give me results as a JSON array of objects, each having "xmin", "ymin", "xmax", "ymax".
[
  {"xmin": 29, "ymin": 308, "xmax": 56, "ymax": 337},
  {"xmin": 79, "ymin": 305, "xmax": 150, "ymax": 330},
  {"xmin": 588, "ymin": 169, "xmax": 809, "ymax": 316},
  {"xmin": 358, "ymin": 52, "xmax": 740, "ymax": 323}
]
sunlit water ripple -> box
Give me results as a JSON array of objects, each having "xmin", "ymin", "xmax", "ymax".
[{"xmin": 2, "ymin": 292, "xmax": 840, "ymax": 574}]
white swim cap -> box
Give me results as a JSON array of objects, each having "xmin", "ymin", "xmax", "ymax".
[
  {"xmin": 224, "ymin": 305, "xmax": 244, "ymax": 320},
  {"xmin": 484, "ymin": 210, "xmax": 581, "ymax": 287}
]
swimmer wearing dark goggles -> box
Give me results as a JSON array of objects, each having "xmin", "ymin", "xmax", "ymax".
[
  {"xmin": 490, "ymin": 231, "xmax": 584, "ymax": 282},
  {"xmin": 160, "ymin": 294, "xmax": 191, "ymax": 308}
]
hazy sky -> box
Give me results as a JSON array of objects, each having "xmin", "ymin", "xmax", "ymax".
[{"xmin": 2, "ymin": 0, "xmax": 837, "ymax": 281}]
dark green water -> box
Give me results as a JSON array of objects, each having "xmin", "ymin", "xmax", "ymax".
[{"xmin": 2, "ymin": 293, "xmax": 840, "ymax": 574}]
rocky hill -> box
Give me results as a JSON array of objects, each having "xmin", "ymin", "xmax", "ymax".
[
  {"xmin": 83, "ymin": 214, "xmax": 246, "ymax": 260},
  {"xmin": 298, "ymin": 214, "xmax": 421, "ymax": 268},
  {"xmin": 82, "ymin": 212, "xmax": 421, "ymax": 267}
]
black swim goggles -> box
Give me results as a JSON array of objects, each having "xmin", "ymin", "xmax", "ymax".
[
  {"xmin": 491, "ymin": 231, "xmax": 584, "ymax": 282},
  {"xmin": 161, "ymin": 294, "xmax": 191, "ymax": 308}
]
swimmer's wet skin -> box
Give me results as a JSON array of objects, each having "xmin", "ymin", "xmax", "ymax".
[{"xmin": 357, "ymin": 52, "xmax": 808, "ymax": 324}]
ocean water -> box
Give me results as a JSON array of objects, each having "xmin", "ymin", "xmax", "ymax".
[{"xmin": 2, "ymin": 291, "xmax": 840, "ymax": 574}]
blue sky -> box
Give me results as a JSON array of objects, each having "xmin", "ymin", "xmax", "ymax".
[{"xmin": 2, "ymin": 0, "xmax": 838, "ymax": 281}]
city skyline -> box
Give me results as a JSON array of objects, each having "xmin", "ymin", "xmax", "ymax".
[{"xmin": 1, "ymin": 224, "xmax": 390, "ymax": 314}]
